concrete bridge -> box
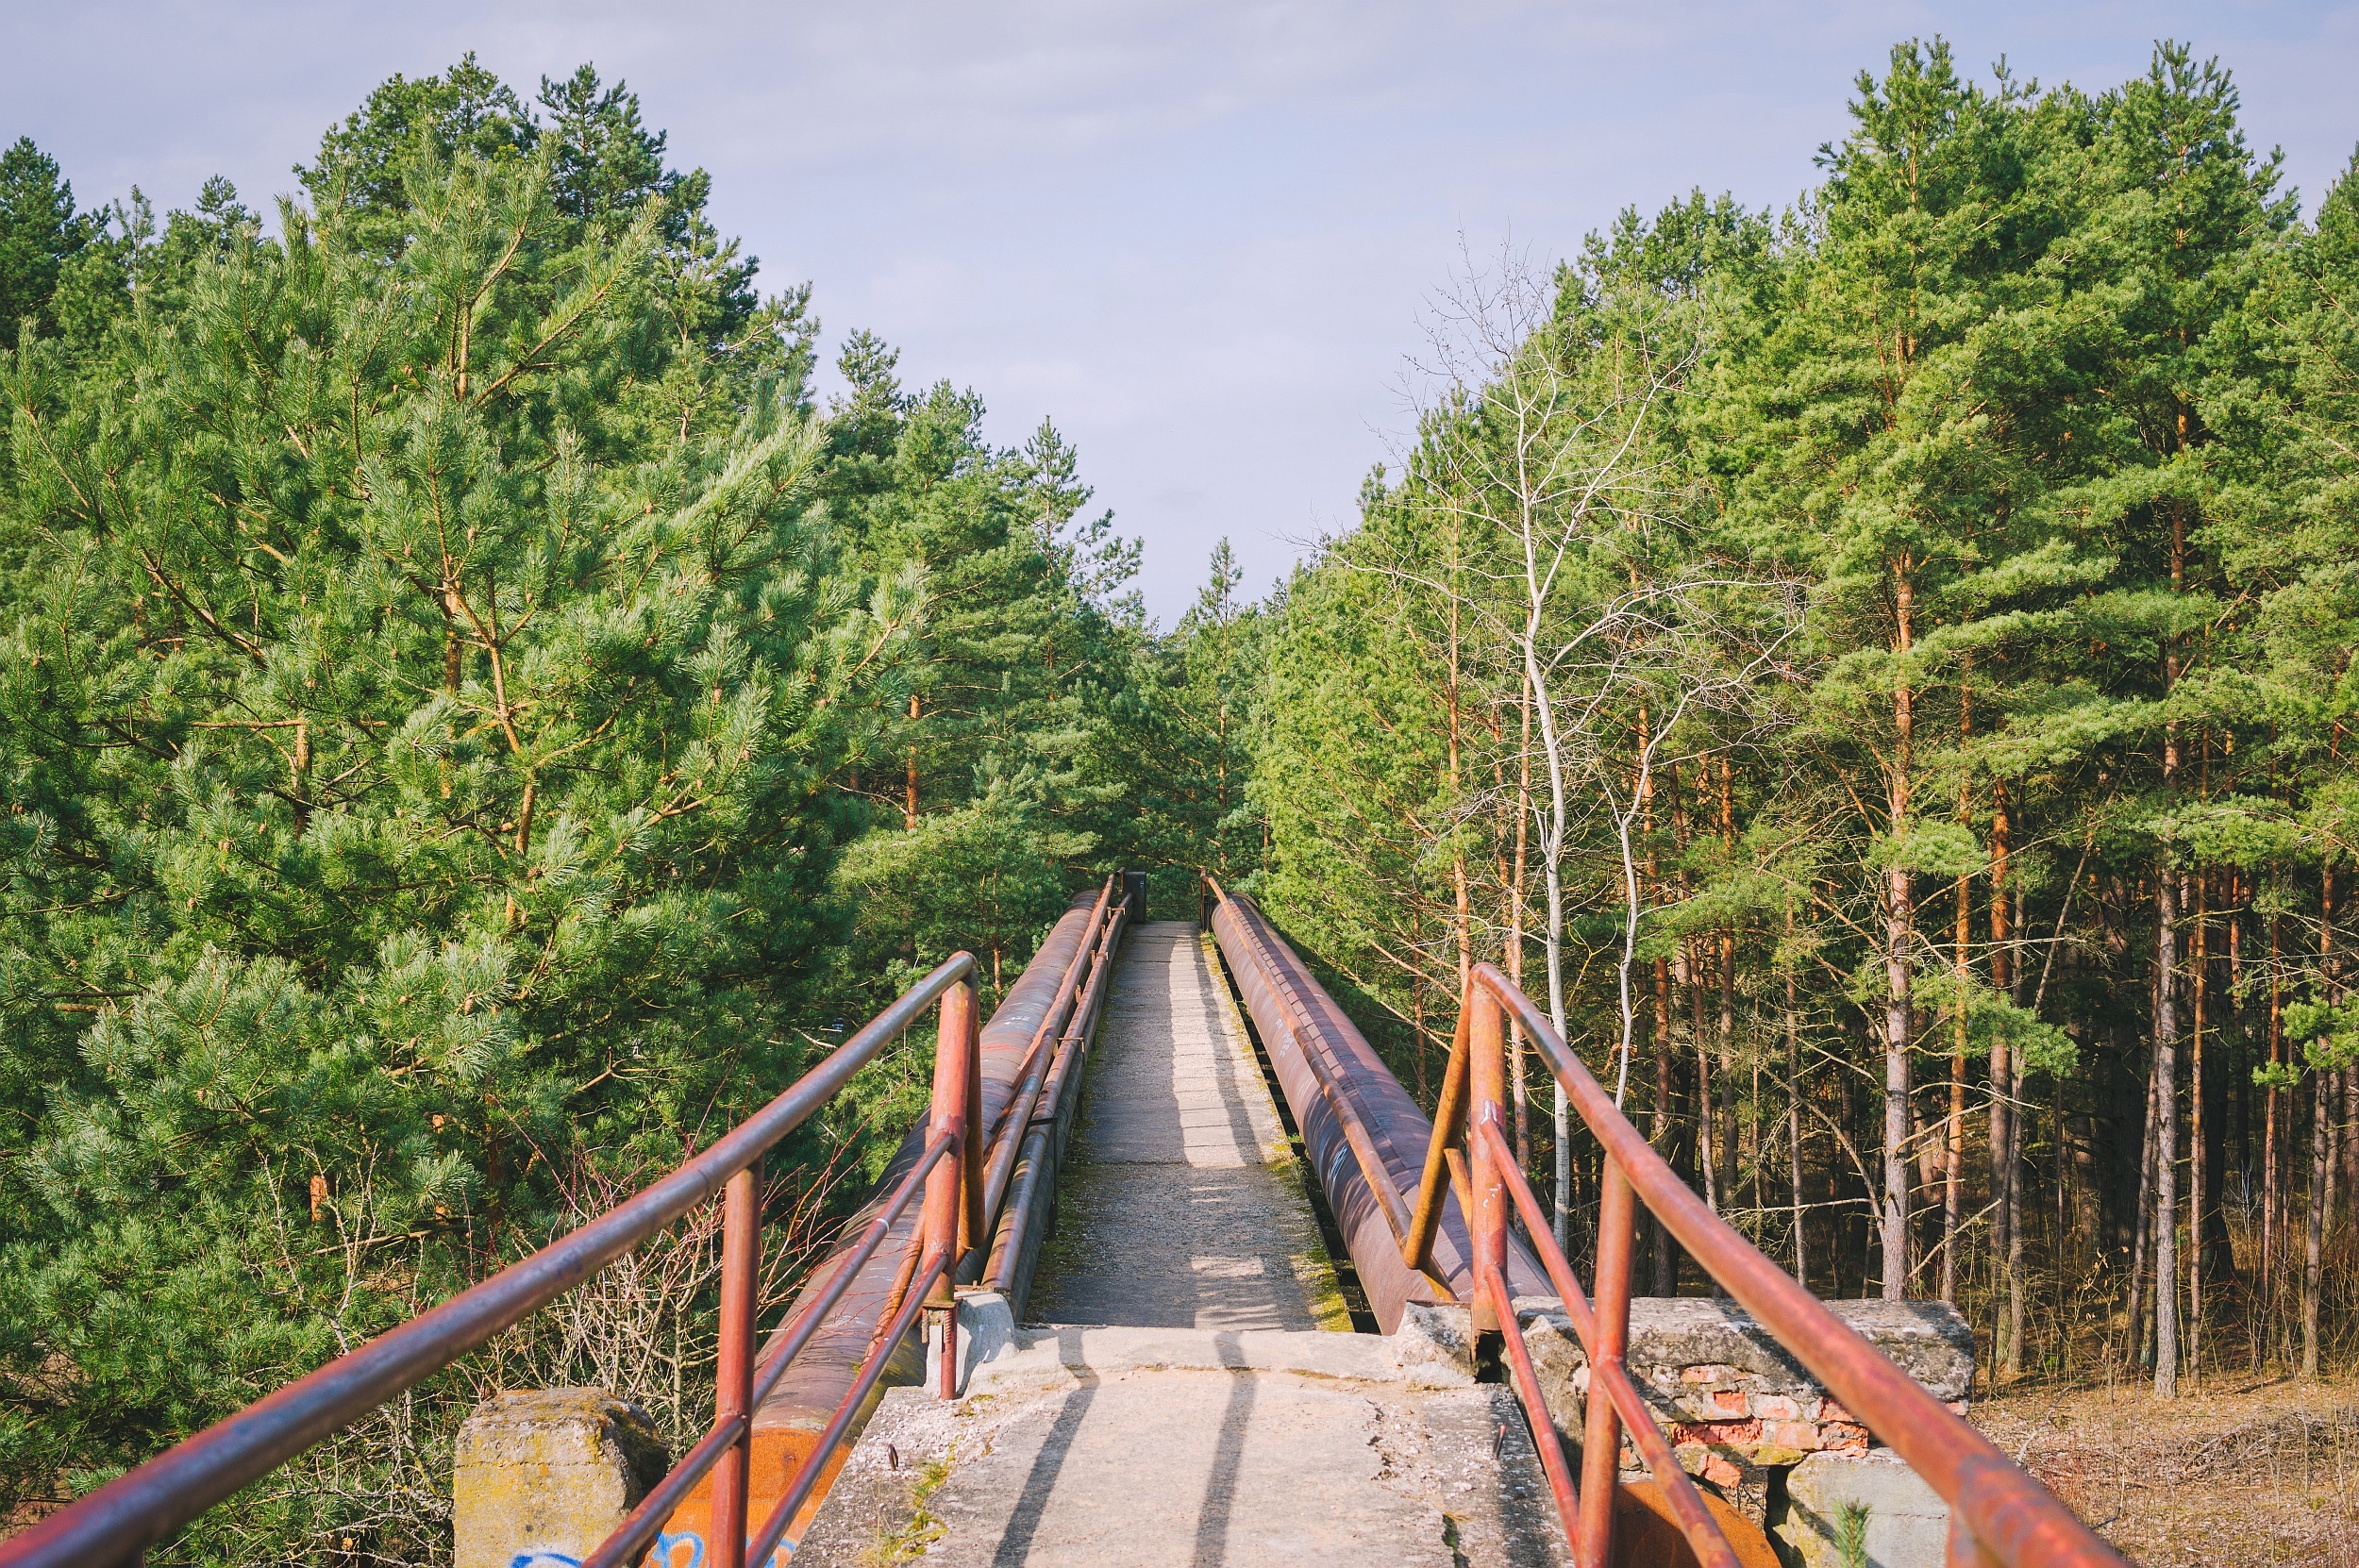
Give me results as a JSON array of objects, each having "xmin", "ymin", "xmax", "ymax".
[
  {"xmin": 6, "ymin": 880, "xmax": 2099, "ymax": 1568},
  {"xmin": 462, "ymin": 902, "xmax": 1972, "ymax": 1568}
]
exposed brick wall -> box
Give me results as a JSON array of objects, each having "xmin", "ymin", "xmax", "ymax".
[{"xmin": 1514, "ymin": 1294, "xmax": 1975, "ymax": 1518}]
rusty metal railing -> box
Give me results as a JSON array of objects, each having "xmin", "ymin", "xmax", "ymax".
[
  {"xmin": 3, "ymin": 947, "xmax": 1005, "ymax": 1568},
  {"xmin": 986, "ymin": 881, "xmax": 1131, "ymax": 1309},
  {"xmin": 1409, "ymin": 962, "xmax": 2126, "ymax": 1568}
]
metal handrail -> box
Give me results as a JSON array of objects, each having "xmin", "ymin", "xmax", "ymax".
[
  {"xmin": 2, "ymin": 951, "xmax": 988, "ymax": 1568},
  {"xmin": 987, "ymin": 886, "xmax": 1131, "ymax": 1297},
  {"xmin": 1415, "ymin": 963, "xmax": 2127, "ymax": 1568},
  {"xmin": 582, "ymin": 1128, "xmax": 960, "ymax": 1568}
]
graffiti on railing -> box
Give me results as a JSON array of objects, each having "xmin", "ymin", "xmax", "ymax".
[{"xmin": 507, "ymin": 1530, "xmax": 783, "ymax": 1568}]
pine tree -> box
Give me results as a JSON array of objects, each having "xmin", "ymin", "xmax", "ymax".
[
  {"xmin": 0, "ymin": 138, "xmax": 90, "ymax": 348},
  {"xmin": 0, "ymin": 130, "xmax": 899, "ymax": 1556}
]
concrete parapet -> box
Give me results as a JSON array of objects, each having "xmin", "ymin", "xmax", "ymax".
[
  {"xmin": 451, "ymin": 1388, "xmax": 668, "ymax": 1568},
  {"xmin": 1514, "ymin": 1295, "xmax": 1971, "ymax": 1473}
]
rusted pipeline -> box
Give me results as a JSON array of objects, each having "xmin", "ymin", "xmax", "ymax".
[
  {"xmin": 987, "ymin": 887, "xmax": 1133, "ymax": 1312},
  {"xmin": 1207, "ymin": 888, "xmax": 1548, "ymax": 1330},
  {"xmin": 978, "ymin": 881, "xmax": 1116, "ymax": 1226},
  {"xmin": 680, "ymin": 886, "xmax": 1122, "ymax": 1550}
]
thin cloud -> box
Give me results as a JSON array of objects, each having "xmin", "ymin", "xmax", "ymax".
[{"xmin": 7, "ymin": 0, "xmax": 2355, "ymax": 623}]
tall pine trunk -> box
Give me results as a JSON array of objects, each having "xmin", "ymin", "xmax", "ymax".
[
  {"xmin": 2154, "ymin": 871, "xmax": 2182, "ymax": 1397},
  {"xmin": 2305, "ymin": 1056, "xmax": 2329, "ymax": 1377},
  {"xmin": 1943, "ymin": 673, "xmax": 1970, "ymax": 1303},
  {"xmin": 2189, "ymin": 868, "xmax": 2209, "ymax": 1384},
  {"xmin": 1787, "ymin": 901, "xmax": 1808, "ymax": 1287},
  {"xmin": 2265, "ymin": 899, "xmax": 2283, "ymax": 1325},
  {"xmin": 2307, "ymin": 865, "xmax": 2339, "ymax": 1374}
]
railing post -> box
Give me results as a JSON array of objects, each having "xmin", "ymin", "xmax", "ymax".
[
  {"xmin": 959, "ymin": 979, "xmax": 984, "ymax": 1261},
  {"xmin": 1577, "ymin": 1154, "xmax": 1634, "ymax": 1568},
  {"xmin": 710, "ymin": 1161, "xmax": 760, "ymax": 1568},
  {"xmin": 1468, "ymin": 983, "xmax": 1506, "ymax": 1337},
  {"xmin": 926, "ymin": 976, "xmax": 978, "ymax": 1398}
]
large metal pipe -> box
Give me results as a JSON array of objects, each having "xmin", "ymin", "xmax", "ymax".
[
  {"xmin": 672, "ymin": 888, "xmax": 1116, "ymax": 1546},
  {"xmin": 986, "ymin": 885, "xmax": 1132, "ymax": 1316},
  {"xmin": 1210, "ymin": 889, "xmax": 1548, "ymax": 1332}
]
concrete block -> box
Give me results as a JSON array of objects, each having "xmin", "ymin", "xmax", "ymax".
[
  {"xmin": 926, "ymin": 1288, "xmax": 1017, "ymax": 1397},
  {"xmin": 452, "ymin": 1388, "xmax": 668, "ymax": 1568},
  {"xmin": 1772, "ymin": 1449, "xmax": 1949, "ymax": 1568},
  {"xmin": 1389, "ymin": 1301, "xmax": 1479, "ymax": 1387}
]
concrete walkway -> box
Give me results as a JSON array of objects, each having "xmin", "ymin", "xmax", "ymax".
[
  {"xmin": 1027, "ymin": 923, "xmax": 1347, "ymax": 1332},
  {"xmin": 794, "ymin": 1324, "xmax": 1570, "ymax": 1568}
]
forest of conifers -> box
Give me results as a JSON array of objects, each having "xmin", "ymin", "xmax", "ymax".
[{"xmin": 0, "ymin": 34, "xmax": 2352, "ymax": 1563}]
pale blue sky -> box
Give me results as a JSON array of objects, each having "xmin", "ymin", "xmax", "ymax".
[{"xmin": 8, "ymin": 1, "xmax": 2357, "ymax": 622}]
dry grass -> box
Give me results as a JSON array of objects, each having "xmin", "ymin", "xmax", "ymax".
[{"xmin": 1973, "ymin": 1376, "xmax": 2359, "ymax": 1565}]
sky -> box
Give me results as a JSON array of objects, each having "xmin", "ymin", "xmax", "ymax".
[{"xmin": 8, "ymin": 2, "xmax": 2358, "ymax": 624}]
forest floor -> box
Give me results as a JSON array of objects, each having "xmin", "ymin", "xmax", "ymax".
[{"xmin": 1973, "ymin": 1375, "xmax": 2359, "ymax": 1565}]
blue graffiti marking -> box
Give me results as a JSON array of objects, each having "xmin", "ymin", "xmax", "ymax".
[{"xmin": 644, "ymin": 1530, "xmax": 705, "ymax": 1568}]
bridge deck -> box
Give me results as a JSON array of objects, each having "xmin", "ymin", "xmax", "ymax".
[
  {"xmin": 1027, "ymin": 921, "xmax": 1347, "ymax": 1331},
  {"xmin": 792, "ymin": 924, "xmax": 1569, "ymax": 1566}
]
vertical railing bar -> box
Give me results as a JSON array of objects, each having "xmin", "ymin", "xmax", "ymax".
[
  {"xmin": 1578, "ymin": 1153, "xmax": 1634, "ymax": 1568},
  {"xmin": 1481, "ymin": 1267, "xmax": 1583, "ymax": 1549},
  {"xmin": 959, "ymin": 979, "xmax": 984, "ymax": 1268},
  {"xmin": 1468, "ymin": 984, "xmax": 1506, "ymax": 1339},
  {"xmin": 926, "ymin": 976, "xmax": 979, "ymax": 1397},
  {"xmin": 708, "ymin": 1163, "xmax": 759, "ymax": 1568}
]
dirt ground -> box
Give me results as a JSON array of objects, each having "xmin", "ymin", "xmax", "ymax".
[{"xmin": 1973, "ymin": 1376, "xmax": 2359, "ymax": 1565}]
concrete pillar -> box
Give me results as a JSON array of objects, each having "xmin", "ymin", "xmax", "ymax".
[
  {"xmin": 452, "ymin": 1388, "xmax": 668, "ymax": 1568},
  {"xmin": 925, "ymin": 1290, "xmax": 1016, "ymax": 1397},
  {"xmin": 1508, "ymin": 1296, "xmax": 1972, "ymax": 1566}
]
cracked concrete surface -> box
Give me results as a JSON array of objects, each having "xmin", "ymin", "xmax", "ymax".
[{"xmin": 793, "ymin": 1347, "xmax": 1569, "ymax": 1567}]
